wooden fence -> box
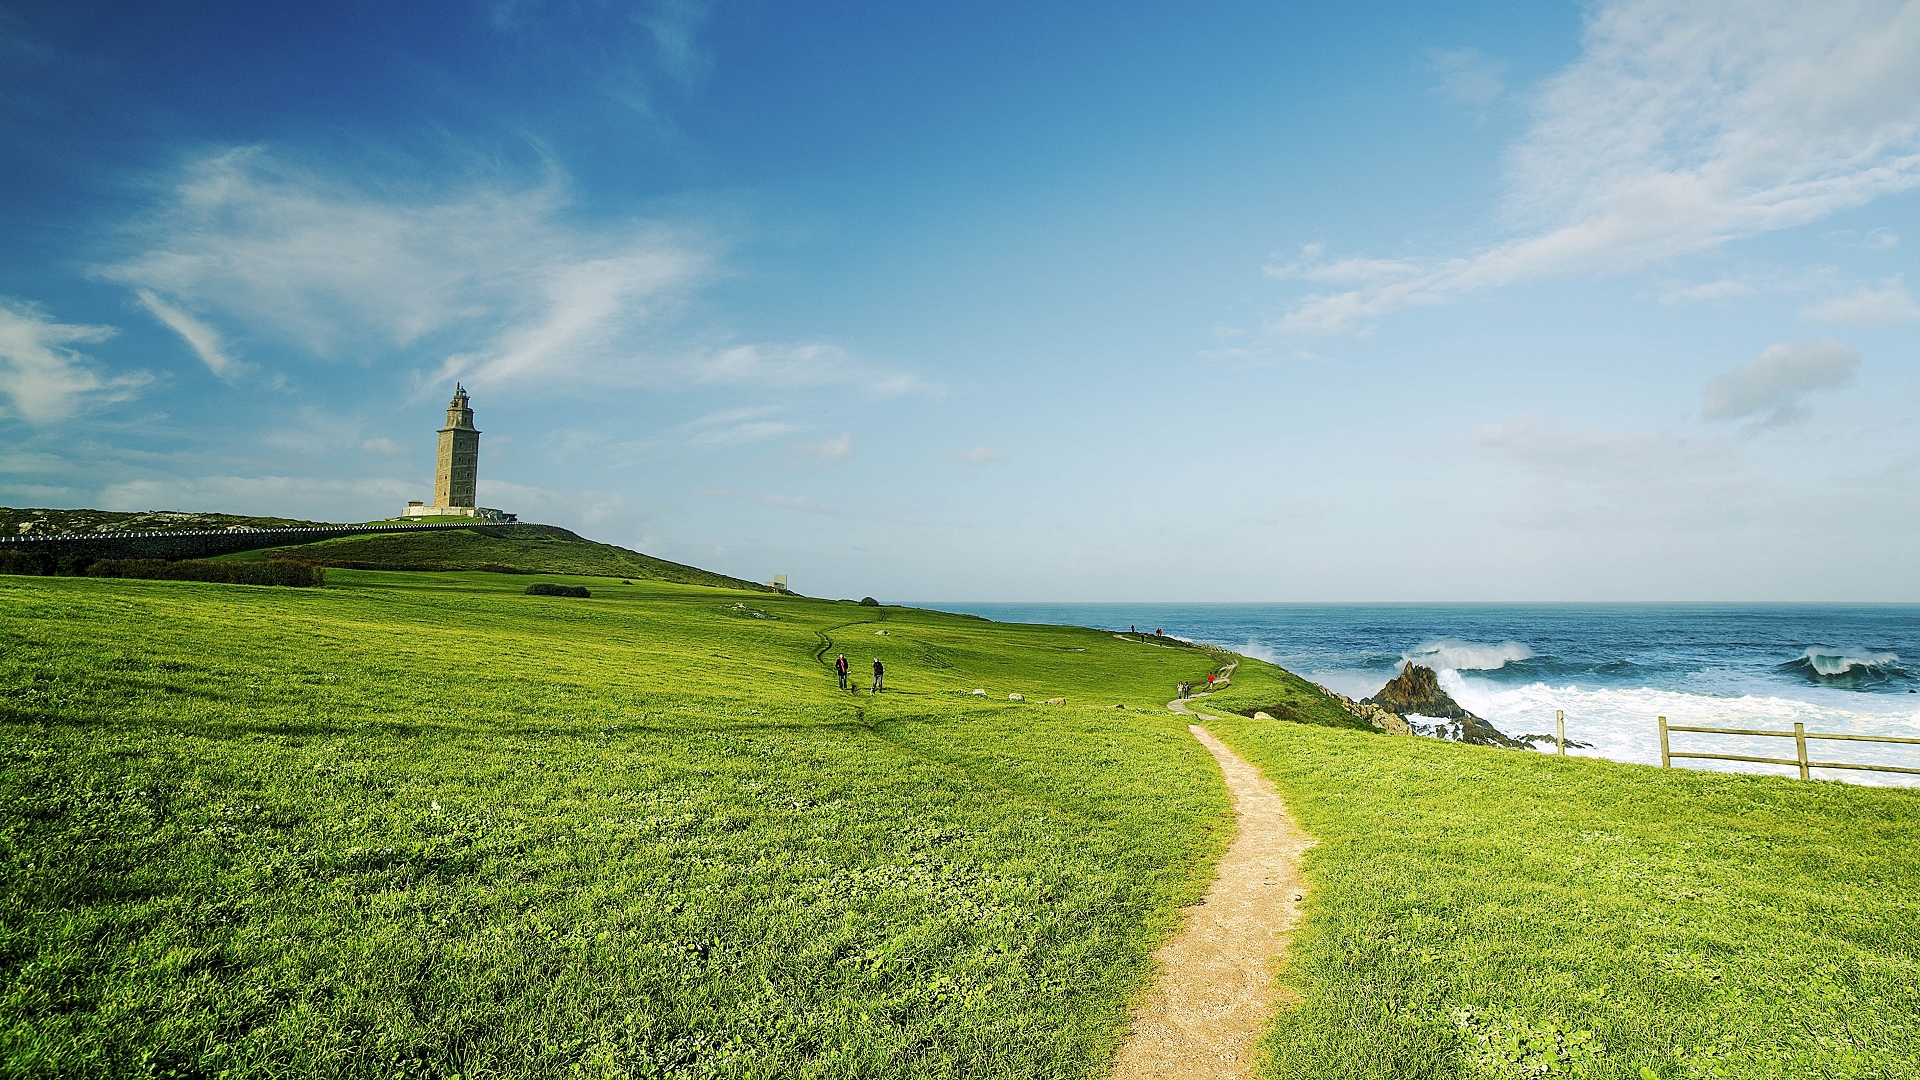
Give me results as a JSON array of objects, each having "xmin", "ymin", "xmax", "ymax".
[{"xmin": 1658, "ymin": 716, "xmax": 1920, "ymax": 780}]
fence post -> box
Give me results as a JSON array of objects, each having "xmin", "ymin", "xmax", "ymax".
[
  {"xmin": 1658, "ymin": 716, "xmax": 1670, "ymax": 768},
  {"xmin": 1795, "ymin": 722, "xmax": 1809, "ymax": 780},
  {"xmin": 1556, "ymin": 709, "xmax": 1566, "ymax": 756}
]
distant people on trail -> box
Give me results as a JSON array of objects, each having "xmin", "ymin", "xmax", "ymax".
[
  {"xmin": 1130, "ymin": 624, "xmax": 1137, "ymax": 635},
  {"xmin": 1156, "ymin": 628, "xmax": 1163, "ymax": 637},
  {"xmin": 836, "ymin": 652, "xmax": 849, "ymax": 689},
  {"xmin": 1176, "ymin": 681, "xmax": 1189, "ymax": 699},
  {"xmin": 872, "ymin": 657, "xmax": 885, "ymax": 694}
]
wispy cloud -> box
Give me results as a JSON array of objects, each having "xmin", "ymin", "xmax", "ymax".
[
  {"xmin": 694, "ymin": 342, "xmax": 932, "ymax": 394},
  {"xmin": 1702, "ymin": 339, "xmax": 1860, "ymax": 425},
  {"xmin": 135, "ymin": 289, "xmax": 242, "ymax": 379},
  {"xmin": 695, "ymin": 487, "xmax": 841, "ymax": 515},
  {"xmin": 1803, "ymin": 276, "xmax": 1920, "ymax": 323},
  {"xmin": 793, "ymin": 432, "xmax": 853, "ymax": 466},
  {"xmin": 1426, "ymin": 47, "xmax": 1506, "ymax": 110},
  {"xmin": 98, "ymin": 147, "xmax": 921, "ymax": 397},
  {"xmin": 1274, "ymin": 0, "xmax": 1920, "ymax": 335},
  {"xmin": 681, "ymin": 405, "xmax": 801, "ymax": 447},
  {"xmin": 0, "ymin": 299, "xmax": 149, "ymax": 423}
]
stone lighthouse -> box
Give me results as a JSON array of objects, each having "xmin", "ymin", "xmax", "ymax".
[
  {"xmin": 435, "ymin": 383, "xmax": 480, "ymax": 508},
  {"xmin": 399, "ymin": 384, "xmax": 516, "ymax": 522}
]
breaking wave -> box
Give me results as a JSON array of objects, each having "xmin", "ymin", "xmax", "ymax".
[
  {"xmin": 1447, "ymin": 677, "xmax": 1920, "ymax": 785},
  {"xmin": 1778, "ymin": 647, "xmax": 1907, "ymax": 689},
  {"xmin": 1403, "ymin": 639, "xmax": 1533, "ymax": 672}
]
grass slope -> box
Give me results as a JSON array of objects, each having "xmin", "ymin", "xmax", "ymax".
[
  {"xmin": 0, "ymin": 572, "xmax": 1231, "ymax": 1079},
  {"xmin": 239, "ymin": 525, "xmax": 768, "ymax": 591},
  {"xmin": 1207, "ymin": 716, "xmax": 1920, "ymax": 1080},
  {"xmin": 1194, "ymin": 652, "xmax": 1375, "ymax": 731}
]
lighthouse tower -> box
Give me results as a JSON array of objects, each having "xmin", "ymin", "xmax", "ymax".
[
  {"xmin": 435, "ymin": 383, "xmax": 480, "ymax": 509},
  {"xmin": 399, "ymin": 384, "xmax": 516, "ymax": 522}
]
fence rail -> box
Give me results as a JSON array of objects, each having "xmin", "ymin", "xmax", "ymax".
[{"xmin": 1658, "ymin": 716, "xmax": 1920, "ymax": 780}]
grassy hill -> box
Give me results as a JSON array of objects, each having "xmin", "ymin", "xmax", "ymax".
[
  {"xmin": 1, "ymin": 570, "xmax": 1915, "ymax": 1078},
  {"xmin": 231, "ymin": 523, "xmax": 770, "ymax": 591}
]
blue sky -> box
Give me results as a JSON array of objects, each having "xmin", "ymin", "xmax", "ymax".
[{"xmin": 2, "ymin": 0, "xmax": 1917, "ymax": 601}]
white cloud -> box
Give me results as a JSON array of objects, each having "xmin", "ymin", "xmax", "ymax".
[
  {"xmin": 361, "ymin": 436, "xmax": 407, "ymax": 455},
  {"xmin": 1702, "ymin": 339, "xmax": 1861, "ymax": 424},
  {"xmin": 100, "ymin": 148, "xmax": 920, "ymax": 395},
  {"xmin": 1659, "ymin": 278, "xmax": 1756, "ymax": 304},
  {"xmin": 793, "ymin": 432, "xmax": 853, "ymax": 465},
  {"xmin": 696, "ymin": 487, "xmax": 841, "ymax": 515},
  {"xmin": 135, "ymin": 289, "xmax": 242, "ymax": 379},
  {"xmin": 694, "ymin": 342, "xmax": 931, "ymax": 394},
  {"xmin": 1276, "ymin": 0, "xmax": 1920, "ymax": 334},
  {"xmin": 681, "ymin": 405, "xmax": 801, "ymax": 447},
  {"xmin": 1803, "ymin": 276, "xmax": 1920, "ymax": 323},
  {"xmin": 1865, "ymin": 227, "xmax": 1900, "ymax": 248},
  {"xmin": 1426, "ymin": 47, "xmax": 1507, "ymax": 109},
  {"xmin": 0, "ymin": 299, "xmax": 148, "ymax": 423}
]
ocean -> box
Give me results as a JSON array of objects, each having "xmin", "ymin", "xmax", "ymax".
[{"xmin": 910, "ymin": 603, "xmax": 1920, "ymax": 786}]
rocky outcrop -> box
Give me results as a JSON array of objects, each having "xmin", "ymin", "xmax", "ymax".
[
  {"xmin": 1367, "ymin": 664, "xmax": 1470, "ymax": 719},
  {"xmin": 1363, "ymin": 664, "xmax": 1525, "ymax": 748}
]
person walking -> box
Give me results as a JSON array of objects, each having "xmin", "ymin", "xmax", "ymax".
[
  {"xmin": 872, "ymin": 657, "xmax": 885, "ymax": 694},
  {"xmin": 1206, "ymin": 672, "xmax": 1215, "ymax": 690},
  {"xmin": 835, "ymin": 652, "xmax": 849, "ymax": 689}
]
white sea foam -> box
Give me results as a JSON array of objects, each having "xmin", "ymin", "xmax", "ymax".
[
  {"xmin": 1233, "ymin": 640, "xmax": 1280, "ymax": 664},
  {"xmin": 1447, "ymin": 673, "xmax": 1920, "ymax": 786},
  {"xmin": 1403, "ymin": 638, "xmax": 1533, "ymax": 671},
  {"xmin": 1796, "ymin": 646, "xmax": 1900, "ymax": 676}
]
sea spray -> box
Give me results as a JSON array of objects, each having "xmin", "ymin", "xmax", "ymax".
[{"xmin": 1402, "ymin": 639, "xmax": 1533, "ymax": 671}]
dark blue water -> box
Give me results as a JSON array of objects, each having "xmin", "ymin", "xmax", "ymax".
[{"xmin": 911, "ymin": 603, "xmax": 1920, "ymax": 784}]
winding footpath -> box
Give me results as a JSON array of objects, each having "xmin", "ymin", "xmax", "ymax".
[{"xmin": 1111, "ymin": 664, "xmax": 1315, "ymax": 1079}]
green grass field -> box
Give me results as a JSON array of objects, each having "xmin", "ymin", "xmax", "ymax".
[
  {"xmin": 0, "ymin": 571, "xmax": 1232, "ymax": 1078},
  {"xmin": 3, "ymin": 565, "xmax": 1916, "ymax": 1078}
]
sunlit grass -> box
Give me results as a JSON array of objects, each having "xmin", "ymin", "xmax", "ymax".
[
  {"xmin": 1209, "ymin": 717, "xmax": 1920, "ymax": 1079},
  {"xmin": 0, "ymin": 572, "xmax": 1230, "ymax": 1079}
]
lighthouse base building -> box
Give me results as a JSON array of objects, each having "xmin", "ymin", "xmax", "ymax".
[{"xmin": 398, "ymin": 384, "xmax": 517, "ymax": 522}]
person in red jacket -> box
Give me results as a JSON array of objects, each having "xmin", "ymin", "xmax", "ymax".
[{"xmin": 835, "ymin": 652, "xmax": 849, "ymax": 689}]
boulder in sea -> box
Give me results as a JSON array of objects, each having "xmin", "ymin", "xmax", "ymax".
[{"xmin": 1364, "ymin": 664, "xmax": 1524, "ymax": 748}]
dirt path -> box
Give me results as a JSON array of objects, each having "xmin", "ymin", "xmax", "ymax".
[{"xmin": 1110, "ymin": 683, "xmax": 1313, "ymax": 1080}]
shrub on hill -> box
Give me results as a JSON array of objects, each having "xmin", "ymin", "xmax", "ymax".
[
  {"xmin": 524, "ymin": 582, "xmax": 590, "ymax": 597},
  {"xmin": 85, "ymin": 558, "xmax": 325, "ymax": 586},
  {"xmin": 859, "ymin": 596, "xmax": 880, "ymax": 606},
  {"xmin": 0, "ymin": 551, "xmax": 323, "ymax": 585}
]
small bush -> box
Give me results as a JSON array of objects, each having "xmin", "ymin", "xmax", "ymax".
[
  {"xmin": 84, "ymin": 559, "xmax": 326, "ymax": 587},
  {"xmin": 0, "ymin": 549, "xmax": 55, "ymax": 576},
  {"xmin": 859, "ymin": 596, "xmax": 880, "ymax": 606},
  {"xmin": 524, "ymin": 582, "xmax": 591, "ymax": 598}
]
